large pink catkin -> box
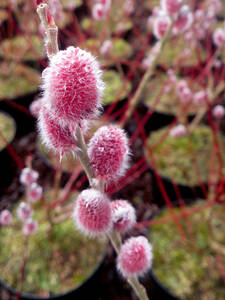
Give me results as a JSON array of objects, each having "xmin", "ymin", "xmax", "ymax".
[
  {"xmin": 38, "ymin": 106, "xmax": 76, "ymax": 154},
  {"xmin": 88, "ymin": 125, "xmax": 129, "ymax": 182},
  {"xmin": 111, "ymin": 200, "xmax": 136, "ymax": 233},
  {"xmin": 42, "ymin": 46, "xmax": 105, "ymax": 127},
  {"xmin": 73, "ymin": 189, "xmax": 112, "ymax": 236},
  {"xmin": 117, "ymin": 236, "xmax": 153, "ymax": 278}
]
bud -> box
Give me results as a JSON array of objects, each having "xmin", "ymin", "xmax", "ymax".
[
  {"xmin": 193, "ymin": 90, "xmax": 208, "ymax": 105},
  {"xmin": 100, "ymin": 40, "xmax": 113, "ymax": 56},
  {"xmin": 173, "ymin": 5, "xmax": 193, "ymax": 34},
  {"xmin": 38, "ymin": 106, "xmax": 76, "ymax": 155},
  {"xmin": 42, "ymin": 46, "xmax": 105, "ymax": 127},
  {"xmin": 117, "ymin": 236, "xmax": 153, "ymax": 277},
  {"xmin": 73, "ymin": 189, "xmax": 112, "ymax": 236},
  {"xmin": 153, "ymin": 16, "xmax": 171, "ymax": 39},
  {"xmin": 88, "ymin": 125, "xmax": 129, "ymax": 182},
  {"xmin": 160, "ymin": 0, "xmax": 182, "ymax": 16},
  {"xmin": 0, "ymin": 210, "xmax": 12, "ymax": 226},
  {"xmin": 29, "ymin": 98, "xmax": 42, "ymax": 118},
  {"xmin": 92, "ymin": 3, "xmax": 106, "ymax": 20},
  {"xmin": 20, "ymin": 168, "xmax": 39, "ymax": 186},
  {"xmin": 212, "ymin": 105, "xmax": 225, "ymax": 119},
  {"xmin": 17, "ymin": 202, "xmax": 33, "ymax": 222},
  {"xmin": 111, "ymin": 200, "xmax": 136, "ymax": 233},
  {"xmin": 22, "ymin": 219, "xmax": 38, "ymax": 235},
  {"xmin": 170, "ymin": 124, "xmax": 186, "ymax": 138},
  {"xmin": 28, "ymin": 183, "xmax": 43, "ymax": 203},
  {"xmin": 213, "ymin": 28, "xmax": 225, "ymax": 47}
]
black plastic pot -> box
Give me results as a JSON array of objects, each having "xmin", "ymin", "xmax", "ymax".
[
  {"xmin": 0, "ymin": 111, "xmax": 17, "ymax": 189},
  {"xmin": 0, "ymin": 91, "xmax": 38, "ymax": 136},
  {"xmin": 148, "ymin": 166, "xmax": 207, "ymax": 207},
  {"xmin": 0, "ymin": 250, "xmax": 107, "ymax": 300},
  {"xmin": 141, "ymin": 271, "xmax": 181, "ymax": 300}
]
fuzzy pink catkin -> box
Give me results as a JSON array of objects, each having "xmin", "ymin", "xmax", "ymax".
[
  {"xmin": 117, "ymin": 236, "xmax": 153, "ymax": 278},
  {"xmin": 38, "ymin": 106, "xmax": 76, "ymax": 154},
  {"xmin": 88, "ymin": 125, "xmax": 129, "ymax": 182},
  {"xmin": 100, "ymin": 40, "xmax": 113, "ymax": 56},
  {"xmin": 161, "ymin": 0, "xmax": 181, "ymax": 16},
  {"xmin": 20, "ymin": 168, "xmax": 39, "ymax": 186},
  {"xmin": 213, "ymin": 28, "xmax": 225, "ymax": 47},
  {"xmin": 193, "ymin": 90, "xmax": 208, "ymax": 105},
  {"xmin": 153, "ymin": 16, "xmax": 171, "ymax": 39},
  {"xmin": 29, "ymin": 98, "xmax": 42, "ymax": 118},
  {"xmin": 22, "ymin": 219, "xmax": 38, "ymax": 235},
  {"xmin": 42, "ymin": 46, "xmax": 104, "ymax": 127},
  {"xmin": 92, "ymin": 3, "xmax": 106, "ymax": 20},
  {"xmin": 17, "ymin": 202, "xmax": 33, "ymax": 222},
  {"xmin": 0, "ymin": 210, "xmax": 12, "ymax": 226},
  {"xmin": 111, "ymin": 200, "xmax": 136, "ymax": 233},
  {"xmin": 28, "ymin": 183, "xmax": 43, "ymax": 203},
  {"xmin": 170, "ymin": 124, "xmax": 186, "ymax": 138},
  {"xmin": 73, "ymin": 189, "xmax": 112, "ymax": 236},
  {"xmin": 173, "ymin": 6, "xmax": 193, "ymax": 34},
  {"xmin": 212, "ymin": 105, "xmax": 225, "ymax": 119}
]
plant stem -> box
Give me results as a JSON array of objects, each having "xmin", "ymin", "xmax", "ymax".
[
  {"xmin": 76, "ymin": 126, "xmax": 149, "ymax": 300},
  {"xmin": 36, "ymin": 3, "xmax": 59, "ymax": 59}
]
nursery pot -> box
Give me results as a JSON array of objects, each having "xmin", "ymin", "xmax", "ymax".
[
  {"xmin": 146, "ymin": 199, "xmax": 225, "ymax": 300},
  {"xmin": 0, "ymin": 111, "xmax": 16, "ymax": 189},
  {"xmin": 148, "ymin": 166, "xmax": 206, "ymax": 207},
  {"xmin": 0, "ymin": 254, "xmax": 106, "ymax": 300},
  {"xmin": 0, "ymin": 91, "xmax": 38, "ymax": 136}
]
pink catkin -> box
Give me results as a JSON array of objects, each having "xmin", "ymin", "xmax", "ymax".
[
  {"xmin": 17, "ymin": 202, "xmax": 33, "ymax": 222},
  {"xmin": 28, "ymin": 183, "xmax": 43, "ymax": 203},
  {"xmin": 161, "ymin": 0, "xmax": 181, "ymax": 16},
  {"xmin": 38, "ymin": 106, "xmax": 76, "ymax": 154},
  {"xmin": 73, "ymin": 189, "xmax": 112, "ymax": 236},
  {"xmin": 20, "ymin": 168, "xmax": 39, "ymax": 186},
  {"xmin": 42, "ymin": 46, "xmax": 105, "ymax": 127},
  {"xmin": 0, "ymin": 210, "xmax": 12, "ymax": 226},
  {"xmin": 153, "ymin": 16, "xmax": 171, "ymax": 39},
  {"xmin": 117, "ymin": 236, "xmax": 153, "ymax": 278},
  {"xmin": 111, "ymin": 200, "xmax": 136, "ymax": 233},
  {"xmin": 22, "ymin": 219, "xmax": 38, "ymax": 235},
  {"xmin": 88, "ymin": 125, "xmax": 129, "ymax": 182},
  {"xmin": 212, "ymin": 105, "xmax": 225, "ymax": 119}
]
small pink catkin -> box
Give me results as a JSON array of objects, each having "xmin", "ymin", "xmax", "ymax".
[
  {"xmin": 213, "ymin": 28, "xmax": 225, "ymax": 47},
  {"xmin": 212, "ymin": 105, "xmax": 225, "ymax": 119},
  {"xmin": 111, "ymin": 200, "xmax": 136, "ymax": 233},
  {"xmin": 20, "ymin": 168, "xmax": 39, "ymax": 186},
  {"xmin": 161, "ymin": 0, "xmax": 181, "ymax": 16},
  {"xmin": 22, "ymin": 219, "xmax": 38, "ymax": 235},
  {"xmin": 100, "ymin": 40, "xmax": 113, "ymax": 56},
  {"xmin": 193, "ymin": 90, "xmax": 208, "ymax": 105},
  {"xmin": 0, "ymin": 210, "xmax": 12, "ymax": 226},
  {"xmin": 28, "ymin": 183, "xmax": 43, "ymax": 203},
  {"xmin": 92, "ymin": 3, "xmax": 106, "ymax": 20},
  {"xmin": 173, "ymin": 5, "xmax": 193, "ymax": 34},
  {"xmin": 38, "ymin": 106, "xmax": 76, "ymax": 155},
  {"xmin": 117, "ymin": 236, "xmax": 153, "ymax": 278},
  {"xmin": 170, "ymin": 124, "xmax": 186, "ymax": 138},
  {"xmin": 73, "ymin": 189, "xmax": 112, "ymax": 236},
  {"xmin": 153, "ymin": 15, "xmax": 171, "ymax": 39},
  {"xmin": 29, "ymin": 98, "xmax": 42, "ymax": 118},
  {"xmin": 88, "ymin": 125, "xmax": 129, "ymax": 182},
  {"xmin": 17, "ymin": 202, "xmax": 33, "ymax": 222},
  {"xmin": 42, "ymin": 46, "xmax": 105, "ymax": 127}
]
